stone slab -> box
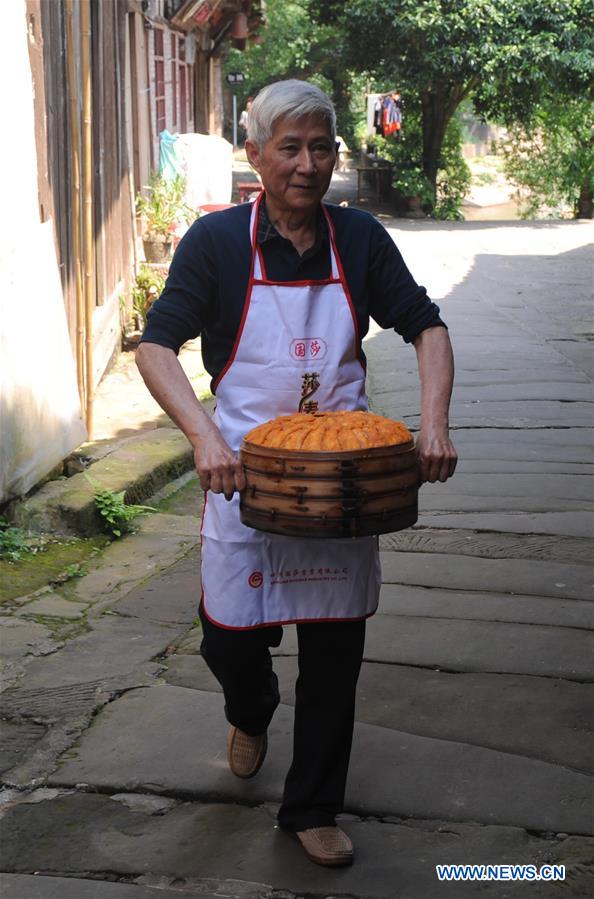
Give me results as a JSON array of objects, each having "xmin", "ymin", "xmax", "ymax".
[
  {"xmin": 0, "ymin": 618, "xmax": 54, "ymax": 662},
  {"xmin": 159, "ymin": 653, "xmax": 594, "ymax": 773},
  {"xmin": 70, "ymin": 516, "xmax": 198, "ymax": 612},
  {"xmin": 354, "ymin": 663, "xmax": 594, "ymax": 775},
  {"xmin": 48, "ymin": 685, "xmax": 594, "ymax": 834},
  {"xmin": 378, "ymin": 583, "xmax": 594, "ymax": 629},
  {"xmin": 380, "ymin": 529, "xmax": 592, "ymax": 563},
  {"xmin": 364, "ymin": 613, "xmax": 594, "ymax": 680},
  {"xmin": 115, "ymin": 549, "xmax": 200, "ymax": 624},
  {"xmin": 548, "ymin": 339, "xmax": 594, "ymax": 379},
  {"xmin": 417, "ymin": 511, "xmax": 594, "ymax": 538},
  {"xmin": 4, "ymin": 795, "xmax": 592, "ymax": 899},
  {"xmin": 420, "ymin": 473, "xmax": 593, "ymax": 504},
  {"xmin": 452, "ymin": 461, "xmax": 594, "ymax": 475},
  {"xmin": 0, "ymin": 875, "xmax": 222, "ymax": 899},
  {"xmin": 401, "ymin": 402, "xmax": 594, "ymax": 429},
  {"xmin": 419, "ymin": 494, "xmax": 588, "ymax": 513},
  {"xmin": 18, "ymin": 616, "xmax": 184, "ymax": 690},
  {"xmin": 449, "ymin": 427, "xmax": 594, "ymax": 448},
  {"xmin": 380, "ymin": 383, "xmax": 594, "ymax": 403},
  {"xmin": 14, "ymin": 594, "xmax": 89, "ymax": 620},
  {"xmin": 380, "ymin": 552, "xmax": 594, "ymax": 601},
  {"xmin": 455, "ymin": 368, "xmax": 591, "ymax": 385},
  {"xmin": 0, "ymin": 720, "xmax": 46, "ymax": 775}
]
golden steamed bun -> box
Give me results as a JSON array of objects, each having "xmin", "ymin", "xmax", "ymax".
[{"xmin": 245, "ymin": 411, "xmax": 412, "ymax": 451}]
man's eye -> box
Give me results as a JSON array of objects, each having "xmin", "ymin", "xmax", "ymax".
[{"xmin": 282, "ymin": 145, "xmax": 298, "ymax": 152}]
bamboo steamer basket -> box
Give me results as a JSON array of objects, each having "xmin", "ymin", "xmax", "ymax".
[{"xmin": 239, "ymin": 438, "xmax": 419, "ymax": 539}]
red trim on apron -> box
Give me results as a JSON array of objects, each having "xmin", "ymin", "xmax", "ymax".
[
  {"xmin": 322, "ymin": 204, "xmax": 366, "ymax": 373},
  {"xmin": 252, "ymin": 278, "xmax": 342, "ymax": 288},
  {"xmin": 200, "ymin": 597, "xmax": 375, "ymax": 631}
]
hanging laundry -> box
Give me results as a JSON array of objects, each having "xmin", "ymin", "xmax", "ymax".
[
  {"xmin": 367, "ymin": 91, "xmax": 404, "ymax": 139},
  {"xmin": 382, "ymin": 96, "xmax": 397, "ymax": 136},
  {"xmin": 373, "ymin": 98, "xmax": 383, "ymax": 134}
]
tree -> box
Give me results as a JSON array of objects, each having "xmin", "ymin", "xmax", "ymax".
[
  {"xmin": 501, "ymin": 98, "xmax": 594, "ymax": 218},
  {"xmin": 312, "ymin": 0, "xmax": 594, "ymax": 211}
]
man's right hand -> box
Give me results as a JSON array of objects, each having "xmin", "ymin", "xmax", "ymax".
[{"xmin": 193, "ymin": 430, "xmax": 246, "ymax": 501}]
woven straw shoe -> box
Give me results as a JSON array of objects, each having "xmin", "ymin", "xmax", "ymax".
[
  {"xmin": 295, "ymin": 826, "xmax": 354, "ymax": 867},
  {"xmin": 226, "ymin": 726, "xmax": 267, "ymax": 778}
]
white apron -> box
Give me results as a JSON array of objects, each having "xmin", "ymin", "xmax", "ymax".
[{"xmin": 201, "ymin": 194, "xmax": 381, "ymax": 628}]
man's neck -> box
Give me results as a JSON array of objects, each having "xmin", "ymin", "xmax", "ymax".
[{"xmin": 264, "ymin": 197, "xmax": 319, "ymax": 256}]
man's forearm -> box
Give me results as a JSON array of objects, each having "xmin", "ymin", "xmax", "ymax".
[
  {"xmin": 135, "ymin": 342, "xmax": 215, "ymax": 447},
  {"xmin": 414, "ymin": 325, "xmax": 454, "ymax": 431},
  {"xmin": 413, "ymin": 325, "xmax": 457, "ymax": 483}
]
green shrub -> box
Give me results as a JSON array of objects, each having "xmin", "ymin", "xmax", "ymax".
[
  {"xmin": 132, "ymin": 265, "xmax": 167, "ymax": 330},
  {"xmin": 86, "ymin": 478, "xmax": 156, "ymax": 539}
]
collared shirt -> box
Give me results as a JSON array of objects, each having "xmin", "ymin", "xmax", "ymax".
[
  {"xmin": 142, "ymin": 199, "xmax": 446, "ymax": 391},
  {"xmin": 256, "ymin": 199, "xmax": 327, "ymax": 260}
]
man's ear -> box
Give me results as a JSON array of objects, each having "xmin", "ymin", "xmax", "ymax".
[{"xmin": 245, "ymin": 140, "xmax": 262, "ymax": 173}]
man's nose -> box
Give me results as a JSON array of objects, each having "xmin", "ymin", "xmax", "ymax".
[{"xmin": 296, "ymin": 148, "xmax": 316, "ymax": 173}]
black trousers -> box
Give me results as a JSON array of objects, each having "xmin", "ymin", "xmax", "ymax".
[{"xmin": 199, "ymin": 602, "xmax": 366, "ymax": 831}]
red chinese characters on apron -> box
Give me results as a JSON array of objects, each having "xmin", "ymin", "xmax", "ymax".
[{"xmin": 201, "ymin": 195, "xmax": 381, "ymax": 628}]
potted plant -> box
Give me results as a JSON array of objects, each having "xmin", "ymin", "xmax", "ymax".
[
  {"xmin": 136, "ymin": 172, "xmax": 193, "ymax": 263},
  {"xmin": 392, "ymin": 166, "xmax": 433, "ymax": 216}
]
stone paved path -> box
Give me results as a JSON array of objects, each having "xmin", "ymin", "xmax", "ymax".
[{"xmin": 1, "ymin": 205, "xmax": 592, "ymax": 897}]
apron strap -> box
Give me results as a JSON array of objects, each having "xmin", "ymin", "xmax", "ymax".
[
  {"xmin": 322, "ymin": 205, "xmax": 340, "ymax": 279},
  {"xmin": 251, "ymin": 196, "xmax": 341, "ymax": 281},
  {"xmin": 251, "ymin": 193, "xmax": 265, "ymax": 280}
]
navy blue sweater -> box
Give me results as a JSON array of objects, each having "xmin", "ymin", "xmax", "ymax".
[{"xmin": 141, "ymin": 201, "xmax": 445, "ymax": 390}]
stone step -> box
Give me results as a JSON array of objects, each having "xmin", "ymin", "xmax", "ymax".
[{"xmin": 12, "ymin": 429, "xmax": 193, "ymax": 536}]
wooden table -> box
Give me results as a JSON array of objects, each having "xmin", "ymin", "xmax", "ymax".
[{"xmin": 356, "ymin": 166, "xmax": 392, "ymax": 202}]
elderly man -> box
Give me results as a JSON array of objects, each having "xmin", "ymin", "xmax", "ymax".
[{"xmin": 137, "ymin": 79, "xmax": 456, "ymax": 867}]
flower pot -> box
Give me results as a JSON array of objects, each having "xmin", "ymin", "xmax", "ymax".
[
  {"xmin": 404, "ymin": 195, "xmax": 425, "ymax": 218},
  {"xmin": 142, "ymin": 238, "xmax": 172, "ymax": 264}
]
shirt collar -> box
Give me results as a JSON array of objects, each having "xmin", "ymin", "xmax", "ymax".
[{"xmin": 256, "ymin": 197, "xmax": 328, "ymax": 247}]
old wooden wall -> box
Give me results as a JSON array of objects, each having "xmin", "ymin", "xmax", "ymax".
[{"xmin": 39, "ymin": 0, "xmax": 134, "ymax": 387}]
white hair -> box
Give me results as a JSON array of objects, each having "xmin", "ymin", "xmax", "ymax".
[{"xmin": 247, "ymin": 79, "xmax": 336, "ymax": 148}]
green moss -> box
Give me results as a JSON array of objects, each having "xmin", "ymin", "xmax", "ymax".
[
  {"xmin": 155, "ymin": 475, "xmax": 204, "ymax": 518},
  {"xmin": 0, "ymin": 538, "xmax": 107, "ymax": 603}
]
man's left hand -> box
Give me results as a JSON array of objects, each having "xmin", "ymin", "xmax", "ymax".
[{"xmin": 415, "ymin": 427, "xmax": 457, "ymax": 483}]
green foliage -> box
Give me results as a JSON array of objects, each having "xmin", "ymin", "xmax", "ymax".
[
  {"xmin": 0, "ymin": 518, "xmax": 30, "ymax": 562},
  {"xmin": 501, "ymin": 98, "xmax": 594, "ymax": 218},
  {"xmin": 226, "ymin": 0, "xmax": 593, "ymax": 218},
  {"xmin": 310, "ymin": 0, "xmax": 593, "ymax": 213},
  {"xmin": 63, "ymin": 563, "xmax": 86, "ymax": 579},
  {"xmin": 135, "ymin": 173, "xmax": 194, "ymax": 239},
  {"xmin": 373, "ymin": 110, "xmax": 470, "ymax": 219},
  {"xmin": 86, "ymin": 478, "xmax": 156, "ymax": 538},
  {"xmin": 0, "ymin": 518, "xmax": 55, "ymax": 562},
  {"xmin": 131, "ymin": 265, "xmax": 167, "ymax": 329}
]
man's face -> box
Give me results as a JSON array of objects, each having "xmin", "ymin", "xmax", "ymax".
[{"xmin": 246, "ymin": 115, "xmax": 336, "ymax": 214}]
